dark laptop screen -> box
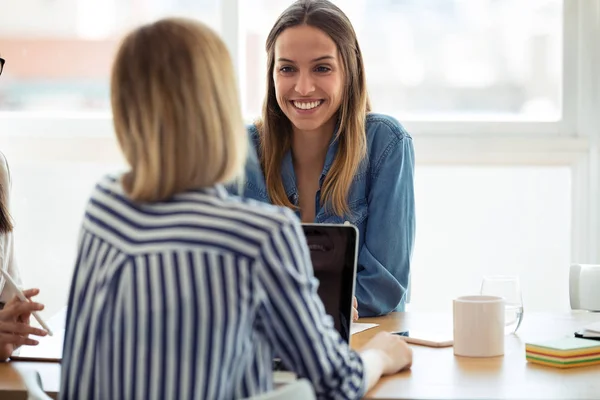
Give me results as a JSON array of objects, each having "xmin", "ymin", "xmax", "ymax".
[{"xmin": 302, "ymin": 224, "xmax": 358, "ymax": 343}]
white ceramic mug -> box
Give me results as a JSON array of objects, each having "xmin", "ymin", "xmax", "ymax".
[{"xmin": 453, "ymin": 295, "xmax": 505, "ymax": 357}]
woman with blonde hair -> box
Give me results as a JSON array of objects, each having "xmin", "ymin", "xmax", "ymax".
[
  {"xmin": 234, "ymin": 0, "xmax": 416, "ymax": 318},
  {"xmin": 60, "ymin": 17, "xmax": 411, "ymax": 400}
]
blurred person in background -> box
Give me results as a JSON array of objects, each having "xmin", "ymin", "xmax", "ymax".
[{"xmin": 0, "ymin": 55, "xmax": 49, "ymax": 360}]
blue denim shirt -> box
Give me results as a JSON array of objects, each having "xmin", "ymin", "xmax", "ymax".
[{"xmin": 230, "ymin": 113, "xmax": 415, "ymax": 317}]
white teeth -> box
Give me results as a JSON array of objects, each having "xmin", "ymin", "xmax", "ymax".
[{"xmin": 293, "ymin": 100, "xmax": 322, "ymax": 110}]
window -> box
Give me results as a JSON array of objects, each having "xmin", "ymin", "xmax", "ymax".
[
  {"xmin": 240, "ymin": 0, "xmax": 563, "ymax": 121},
  {"xmin": 0, "ymin": 0, "xmax": 220, "ymax": 111},
  {"xmin": 1, "ymin": 0, "xmax": 598, "ymax": 317}
]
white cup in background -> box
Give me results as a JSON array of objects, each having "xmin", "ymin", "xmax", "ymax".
[
  {"xmin": 570, "ymin": 264, "xmax": 600, "ymax": 311},
  {"xmin": 453, "ymin": 295, "xmax": 505, "ymax": 357}
]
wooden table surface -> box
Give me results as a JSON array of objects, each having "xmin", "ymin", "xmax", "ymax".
[
  {"xmin": 351, "ymin": 311, "xmax": 600, "ymax": 400},
  {"xmin": 1, "ymin": 311, "xmax": 599, "ymax": 399}
]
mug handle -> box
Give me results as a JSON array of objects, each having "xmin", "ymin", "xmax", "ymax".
[{"xmin": 569, "ymin": 264, "xmax": 582, "ymax": 310}]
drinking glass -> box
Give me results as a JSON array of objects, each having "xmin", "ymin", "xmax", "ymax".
[{"xmin": 480, "ymin": 275, "xmax": 524, "ymax": 334}]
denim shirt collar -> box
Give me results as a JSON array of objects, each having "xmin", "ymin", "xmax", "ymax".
[{"xmin": 281, "ymin": 121, "xmax": 341, "ymax": 198}]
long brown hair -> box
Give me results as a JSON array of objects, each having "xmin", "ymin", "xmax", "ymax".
[
  {"xmin": 111, "ymin": 18, "xmax": 247, "ymax": 202},
  {"xmin": 0, "ymin": 152, "xmax": 13, "ymax": 233},
  {"xmin": 259, "ymin": 0, "xmax": 370, "ymax": 216}
]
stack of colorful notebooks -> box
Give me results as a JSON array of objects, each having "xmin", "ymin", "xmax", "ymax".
[{"xmin": 525, "ymin": 337, "xmax": 600, "ymax": 368}]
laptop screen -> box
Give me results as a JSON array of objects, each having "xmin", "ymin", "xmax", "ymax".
[{"xmin": 302, "ymin": 223, "xmax": 358, "ymax": 343}]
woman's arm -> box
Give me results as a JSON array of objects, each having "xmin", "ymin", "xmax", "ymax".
[
  {"xmin": 355, "ymin": 122, "xmax": 416, "ymax": 317},
  {"xmin": 256, "ymin": 207, "xmax": 411, "ymax": 398}
]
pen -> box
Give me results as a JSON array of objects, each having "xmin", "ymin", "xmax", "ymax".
[{"xmin": 0, "ymin": 269, "xmax": 53, "ymax": 336}]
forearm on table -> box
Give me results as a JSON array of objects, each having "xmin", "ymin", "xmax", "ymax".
[{"xmin": 358, "ymin": 349, "xmax": 386, "ymax": 393}]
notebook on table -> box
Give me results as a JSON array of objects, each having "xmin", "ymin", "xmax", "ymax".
[{"xmin": 525, "ymin": 337, "xmax": 600, "ymax": 369}]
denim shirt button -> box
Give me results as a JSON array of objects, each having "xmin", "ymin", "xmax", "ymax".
[{"xmin": 289, "ymin": 193, "xmax": 299, "ymax": 205}]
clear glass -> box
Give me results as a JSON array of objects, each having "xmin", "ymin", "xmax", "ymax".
[
  {"xmin": 480, "ymin": 276, "xmax": 524, "ymax": 334},
  {"xmin": 241, "ymin": 0, "xmax": 563, "ymax": 121},
  {"xmin": 0, "ymin": 0, "xmax": 221, "ymax": 112}
]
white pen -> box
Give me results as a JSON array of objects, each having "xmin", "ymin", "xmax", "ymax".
[{"xmin": 0, "ymin": 269, "xmax": 53, "ymax": 336}]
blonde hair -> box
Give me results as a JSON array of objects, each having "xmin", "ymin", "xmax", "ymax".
[
  {"xmin": 111, "ymin": 17, "xmax": 247, "ymax": 202},
  {"xmin": 260, "ymin": 0, "xmax": 370, "ymax": 216}
]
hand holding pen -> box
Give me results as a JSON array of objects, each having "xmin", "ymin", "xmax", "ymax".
[
  {"xmin": 0, "ymin": 269, "xmax": 52, "ymax": 337},
  {"xmin": 0, "ymin": 287, "xmax": 49, "ymax": 360}
]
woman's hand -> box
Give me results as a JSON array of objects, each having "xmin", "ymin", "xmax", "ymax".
[
  {"xmin": 0, "ymin": 288, "xmax": 48, "ymax": 360},
  {"xmin": 359, "ymin": 331, "xmax": 413, "ymax": 392},
  {"xmin": 361, "ymin": 331, "xmax": 413, "ymax": 374},
  {"xmin": 352, "ymin": 296, "xmax": 359, "ymax": 322}
]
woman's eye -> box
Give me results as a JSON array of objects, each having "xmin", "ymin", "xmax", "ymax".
[
  {"xmin": 279, "ymin": 66, "xmax": 294, "ymax": 73},
  {"xmin": 315, "ymin": 66, "xmax": 331, "ymax": 73}
]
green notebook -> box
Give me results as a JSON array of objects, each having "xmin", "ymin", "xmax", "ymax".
[
  {"xmin": 525, "ymin": 337, "xmax": 600, "ymax": 357},
  {"xmin": 526, "ymin": 354, "xmax": 600, "ymax": 369}
]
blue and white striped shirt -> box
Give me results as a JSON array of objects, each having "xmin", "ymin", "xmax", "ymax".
[{"xmin": 60, "ymin": 175, "xmax": 365, "ymax": 400}]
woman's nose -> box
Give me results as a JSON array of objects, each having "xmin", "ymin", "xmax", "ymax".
[{"xmin": 294, "ymin": 72, "xmax": 315, "ymax": 96}]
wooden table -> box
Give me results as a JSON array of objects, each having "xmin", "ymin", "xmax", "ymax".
[
  {"xmin": 0, "ymin": 361, "xmax": 59, "ymax": 400},
  {"xmin": 1, "ymin": 311, "xmax": 599, "ymax": 399},
  {"xmin": 351, "ymin": 311, "xmax": 600, "ymax": 399}
]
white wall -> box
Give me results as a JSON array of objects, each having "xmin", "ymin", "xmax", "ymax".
[{"xmin": 410, "ymin": 166, "xmax": 571, "ymax": 314}]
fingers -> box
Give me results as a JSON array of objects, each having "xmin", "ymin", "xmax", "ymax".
[
  {"xmin": 353, "ymin": 296, "xmax": 358, "ymax": 308},
  {"xmin": 21, "ymin": 288, "xmax": 40, "ymax": 299},
  {"xmin": 17, "ymin": 314, "xmax": 31, "ymax": 325},
  {"xmin": 352, "ymin": 307, "xmax": 359, "ymax": 322},
  {"xmin": 4, "ymin": 289, "xmax": 40, "ymax": 308},
  {"xmin": 1, "ymin": 301, "xmax": 44, "ymax": 320},
  {"xmin": 0, "ymin": 321, "xmax": 48, "ymax": 337},
  {"xmin": 393, "ymin": 335, "xmax": 413, "ymax": 370},
  {"xmin": 0, "ymin": 332, "xmax": 40, "ymax": 347}
]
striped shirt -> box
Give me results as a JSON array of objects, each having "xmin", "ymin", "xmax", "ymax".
[{"xmin": 60, "ymin": 175, "xmax": 365, "ymax": 400}]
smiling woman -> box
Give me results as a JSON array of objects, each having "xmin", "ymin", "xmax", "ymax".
[
  {"xmin": 273, "ymin": 26, "xmax": 345, "ymax": 134},
  {"xmin": 231, "ymin": 0, "xmax": 416, "ymax": 317}
]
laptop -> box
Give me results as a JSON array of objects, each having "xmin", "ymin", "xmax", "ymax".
[
  {"xmin": 273, "ymin": 223, "xmax": 358, "ymax": 372},
  {"xmin": 302, "ymin": 223, "xmax": 358, "ymax": 343}
]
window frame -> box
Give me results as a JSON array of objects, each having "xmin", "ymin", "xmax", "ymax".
[{"xmin": 0, "ymin": 0, "xmax": 598, "ymax": 264}]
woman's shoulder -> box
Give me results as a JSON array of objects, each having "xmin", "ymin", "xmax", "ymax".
[
  {"xmin": 362, "ymin": 113, "xmax": 414, "ymax": 174},
  {"xmin": 365, "ymin": 113, "xmax": 412, "ymax": 142},
  {"xmin": 224, "ymin": 194, "xmax": 299, "ymax": 232},
  {"xmin": 91, "ymin": 173, "xmax": 125, "ymax": 197}
]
